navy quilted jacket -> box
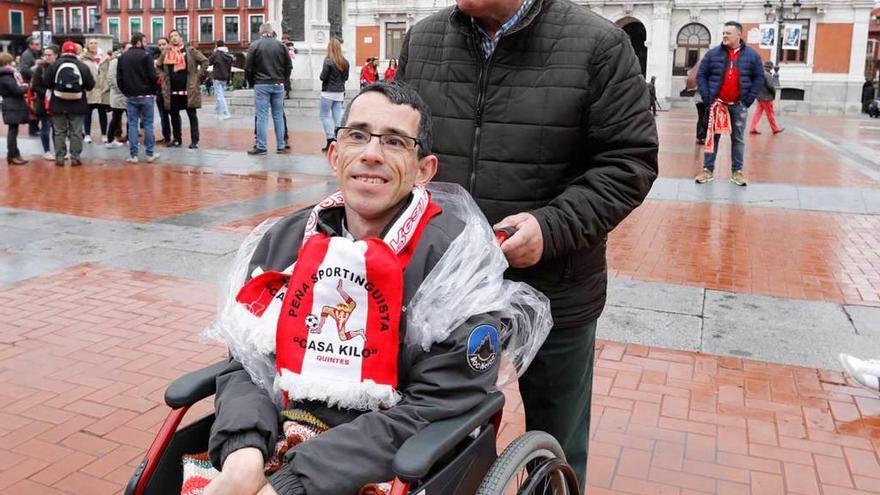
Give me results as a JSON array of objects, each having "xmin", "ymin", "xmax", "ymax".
[
  {"xmin": 697, "ymin": 41, "xmax": 765, "ymax": 107},
  {"xmin": 399, "ymin": 0, "xmax": 658, "ymax": 326}
]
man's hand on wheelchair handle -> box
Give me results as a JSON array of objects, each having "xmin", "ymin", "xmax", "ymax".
[
  {"xmin": 205, "ymin": 447, "xmax": 267, "ymax": 495},
  {"xmin": 494, "ymin": 212, "xmax": 543, "ymax": 268}
]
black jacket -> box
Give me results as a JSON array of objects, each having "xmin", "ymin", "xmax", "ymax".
[
  {"xmin": 117, "ymin": 46, "xmax": 158, "ymax": 97},
  {"xmin": 0, "ymin": 68, "xmax": 29, "ymax": 125},
  {"xmin": 30, "ymin": 64, "xmax": 51, "ymax": 117},
  {"xmin": 319, "ymin": 58, "xmax": 349, "ymax": 92},
  {"xmin": 757, "ymin": 69, "xmax": 776, "ymax": 101},
  {"xmin": 399, "ymin": 0, "xmax": 658, "ymax": 326},
  {"xmin": 209, "ymin": 49, "xmax": 234, "ymax": 82},
  {"xmin": 246, "ymin": 36, "xmax": 292, "ymax": 86},
  {"xmin": 208, "ymin": 200, "xmax": 499, "ymax": 495},
  {"xmin": 43, "ymin": 55, "xmax": 96, "ymax": 115},
  {"xmin": 19, "ymin": 48, "xmax": 41, "ymax": 82}
]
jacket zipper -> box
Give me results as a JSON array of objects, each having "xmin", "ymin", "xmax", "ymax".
[{"xmin": 470, "ymin": 37, "xmax": 499, "ymax": 194}]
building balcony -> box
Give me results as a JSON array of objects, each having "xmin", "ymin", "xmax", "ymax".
[
  {"xmin": 128, "ymin": 7, "xmax": 144, "ymax": 13},
  {"xmin": 105, "ymin": 7, "xmax": 122, "ymax": 14}
]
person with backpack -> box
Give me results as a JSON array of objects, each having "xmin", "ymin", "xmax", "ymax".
[
  {"xmin": 0, "ymin": 52, "xmax": 30, "ymax": 165},
  {"xmin": 30, "ymin": 46, "xmax": 57, "ymax": 160},
  {"xmin": 117, "ymin": 33, "xmax": 160, "ymax": 164},
  {"xmin": 43, "ymin": 41, "xmax": 95, "ymax": 166},
  {"xmin": 749, "ymin": 60, "xmax": 784, "ymax": 135}
]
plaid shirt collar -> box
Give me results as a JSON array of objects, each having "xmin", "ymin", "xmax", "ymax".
[{"xmin": 471, "ymin": 0, "xmax": 535, "ymax": 59}]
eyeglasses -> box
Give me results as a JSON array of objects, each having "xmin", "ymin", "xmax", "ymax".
[{"xmin": 335, "ymin": 127, "xmax": 421, "ymax": 153}]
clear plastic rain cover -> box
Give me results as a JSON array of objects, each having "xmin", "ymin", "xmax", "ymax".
[{"xmin": 203, "ymin": 182, "xmax": 553, "ymax": 404}]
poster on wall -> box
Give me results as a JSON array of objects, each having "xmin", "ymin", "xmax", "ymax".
[
  {"xmin": 759, "ymin": 24, "xmax": 777, "ymax": 49},
  {"xmin": 782, "ymin": 23, "xmax": 802, "ymax": 50}
]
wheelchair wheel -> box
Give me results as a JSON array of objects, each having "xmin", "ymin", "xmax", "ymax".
[{"xmin": 475, "ymin": 431, "xmax": 580, "ymax": 495}]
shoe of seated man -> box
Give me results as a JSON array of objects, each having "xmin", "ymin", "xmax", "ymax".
[
  {"xmin": 730, "ymin": 170, "xmax": 748, "ymax": 187},
  {"xmin": 839, "ymin": 353, "xmax": 880, "ymax": 391},
  {"xmin": 694, "ymin": 168, "xmax": 714, "ymax": 184}
]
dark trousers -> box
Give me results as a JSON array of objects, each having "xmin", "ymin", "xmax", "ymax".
[
  {"xmin": 519, "ymin": 320, "xmax": 596, "ymax": 493},
  {"xmin": 169, "ymin": 95, "xmax": 199, "ymax": 145},
  {"xmin": 696, "ymin": 102, "xmax": 708, "ymax": 141},
  {"xmin": 108, "ymin": 108, "xmax": 125, "ymax": 141},
  {"xmin": 84, "ymin": 103, "xmax": 108, "ymax": 137},
  {"xmin": 156, "ymin": 92, "xmax": 171, "ymax": 141},
  {"xmin": 6, "ymin": 124, "xmax": 20, "ymax": 160},
  {"xmin": 39, "ymin": 116, "xmax": 52, "ymax": 152},
  {"xmin": 28, "ymin": 119, "xmax": 39, "ymax": 136}
]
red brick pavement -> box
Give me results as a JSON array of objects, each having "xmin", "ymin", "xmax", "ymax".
[
  {"xmin": 0, "ymin": 161, "xmax": 316, "ymax": 223},
  {"xmin": 608, "ymin": 201, "xmax": 880, "ymax": 306},
  {"xmin": 1, "ymin": 266, "xmax": 879, "ymax": 494}
]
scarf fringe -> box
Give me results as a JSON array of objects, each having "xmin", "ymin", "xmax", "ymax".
[{"xmin": 275, "ymin": 370, "xmax": 401, "ymax": 411}]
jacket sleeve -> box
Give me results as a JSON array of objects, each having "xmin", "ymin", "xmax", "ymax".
[
  {"xmin": 696, "ymin": 53, "xmax": 710, "ymax": 103},
  {"xmin": 742, "ymin": 54, "xmax": 764, "ymax": 107},
  {"xmin": 245, "ymin": 45, "xmax": 256, "ymax": 86},
  {"xmin": 531, "ymin": 28, "xmax": 658, "ymax": 261},
  {"xmin": 195, "ymin": 49, "xmax": 210, "ymax": 81},
  {"xmin": 208, "ymin": 228, "xmax": 281, "ymax": 470},
  {"xmin": 20, "ymin": 51, "xmax": 35, "ymax": 80},
  {"xmin": 319, "ymin": 59, "xmax": 330, "ymax": 82},
  {"xmin": 116, "ymin": 57, "xmax": 127, "ymax": 96},
  {"xmin": 397, "ymin": 30, "xmax": 411, "ymax": 81},
  {"xmin": 146, "ymin": 53, "xmax": 158, "ymax": 93},
  {"xmin": 43, "ymin": 63, "xmax": 55, "ymax": 89},
  {"xmin": 284, "ymin": 48, "xmax": 293, "ymax": 80},
  {"xmin": 267, "ymin": 314, "xmax": 501, "ymax": 495},
  {"xmin": 81, "ymin": 62, "xmax": 96, "ymax": 92}
]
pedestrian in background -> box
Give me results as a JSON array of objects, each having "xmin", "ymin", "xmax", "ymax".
[
  {"xmin": 749, "ymin": 61, "xmax": 783, "ymax": 135},
  {"xmin": 44, "ymin": 41, "xmax": 95, "ymax": 166},
  {"xmin": 0, "ymin": 52, "xmax": 30, "ymax": 165},
  {"xmin": 106, "ymin": 44, "xmax": 130, "ymax": 147},
  {"xmin": 398, "ymin": 0, "xmax": 659, "ymax": 489},
  {"xmin": 245, "ymin": 22, "xmax": 291, "ymax": 155},
  {"xmin": 117, "ymin": 33, "xmax": 160, "ymax": 164},
  {"xmin": 695, "ymin": 21, "xmax": 763, "ymax": 187},
  {"xmin": 208, "ymin": 40, "xmax": 233, "ymax": 120},
  {"xmin": 81, "ymin": 38, "xmax": 108, "ymax": 144},
  {"xmin": 648, "ymin": 75, "xmax": 658, "ymax": 116},
  {"xmin": 319, "ymin": 37, "xmax": 349, "ymax": 152},
  {"xmin": 30, "ymin": 46, "xmax": 57, "ymax": 160},
  {"xmin": 154, "ymin": 37, "xmax": 172, "ymax": 145},
  {"xmin": 687, "ymin": 64, "xmax": 708, "ymax": 144},
  {"xmin": 359, "ymin": 57, "xmax": 377, "ymax": 88},
  {"xmin": 383, "ymin": 58, "xmax": 397, "ymax": 81},
  {"xmin": 19, "ymin": 37, "xmax": 42, "ymax": 137},
  {"xmin": 158, "ymin": 29, "xmax": 208, "ymax": 149}
]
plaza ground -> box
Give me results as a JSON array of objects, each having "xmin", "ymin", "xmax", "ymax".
[{"xmin": 0, "ymin": 104, "xmax": 879, "ymax": 494}]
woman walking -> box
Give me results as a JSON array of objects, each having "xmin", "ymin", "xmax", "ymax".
[
  {"xmin": 319, "ymin": 38, "xmax": 349, "ymax": 152},
  {"xmin": 0, "ymin": 52, "xmax": 30, "ymax": 165},
  {"xmin": 359, "ymin": 57, "xmax": 377, "ymax": 88},
  {"xmin": 158, "ymin": 29, "xmax": 209, "ymax": 149}
]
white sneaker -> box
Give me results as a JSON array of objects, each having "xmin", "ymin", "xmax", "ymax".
[
  {"xmin": 146, "ymin": 153, "xmax": 160, "ymax": 163},
  {"xmin": 42, "ymin": 152, "xmax": 55, "ymax": 161},
  {"xmin": 838, "ymin": 353, "xmax": 880, "ymax": 391},
  {"xmin": 84, "ymin": 135, "xmax": 92, "ymax": 144},
  {"xmin": 125, "ymin": 156, "xmax": 139, "ymax": 163},
  {"xmin": 110, "ymin": 141, "xmax": 125, "ymax": 148}
]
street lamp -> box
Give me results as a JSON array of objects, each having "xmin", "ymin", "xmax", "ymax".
[
  {"xmin": 94, "ymin": 0, "xmax": 102, "ymax": 34},
  {"xmin": 32, "ymin": 6, "xmax": 47, "ymax": 50},
  {"xmin": 763, "ymin": 0, "xmax": 802, "ymax": 87}
]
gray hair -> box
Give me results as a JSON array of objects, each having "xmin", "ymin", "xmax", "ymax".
[
  {"xmin": 259, "ymin": 22, "xmax": 275, "ymax": 36},
  {"xmin": 342, "ymin": 80, "xmax": 434, "ymax": 158}
]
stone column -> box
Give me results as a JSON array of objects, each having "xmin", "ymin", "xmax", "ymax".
[{"xmin": 649, "ymin": 1, "xmax": 672, "ymax": 102}]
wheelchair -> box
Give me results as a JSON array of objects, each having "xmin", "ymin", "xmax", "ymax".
[{"xmin": 125, "ymin": 361, "xmax": 580, "ymax": 495}]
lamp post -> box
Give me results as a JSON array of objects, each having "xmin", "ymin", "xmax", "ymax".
[
  {"xmin": 763, "ymin": 0, "xmax": 802, "ymax": 87},
  {"xmin": 32, "ymin": 6, "xmax": 47, "ymax": 50},
  {"xmin": 94, "ymin": 0, "xmax": 102, "ymax": 34}
]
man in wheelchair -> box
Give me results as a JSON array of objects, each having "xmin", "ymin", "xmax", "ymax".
[{"xmin": 201, "ymin": 81, "xmax": 501, "ymax": 495}]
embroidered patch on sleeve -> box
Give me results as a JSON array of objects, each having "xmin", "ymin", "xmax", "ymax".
[{"xmin": 466, "ymin": 324, "xmax": 499, "ymax": 373}]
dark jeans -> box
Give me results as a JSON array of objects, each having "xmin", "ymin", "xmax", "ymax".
[
  {"xmin": 169, "ymin": 95, "xmax": 199, "ymax": 145},
  {"xmin": 84, "ymin": 103, "xmax": 108, "ymax": 138},
  {"xmin": 519, "ymin": 320, "xmax": 596, "ymax": 493},
  {"xmin": 39, "ymin": 116, "xmax": 52, "ymax": 152},
  {"xmin": 126, "ymin": 96, "xmax": 156, "ymax": 158},
  {"xmin": 108, "ymin": 108, "xmax": 125, "ymax": 141},
  {"xmin": 6, "ymin": 124, "xmax": 20, "ymax": 159},
  {"xmin": 696, "ymin": 102, "xmax": 708, "ymax": 140},
  {"xmin": 156, "ymin": 92, "xmax": 171, "ymax": 141}
]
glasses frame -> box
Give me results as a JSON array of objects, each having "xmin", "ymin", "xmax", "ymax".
[{"xmin": 334, "ymin": 126, "xmax": 422, "ymax": 154}]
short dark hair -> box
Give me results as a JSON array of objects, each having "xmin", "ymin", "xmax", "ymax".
[
  {"xmin": 342, "ymin": 80, "xmax": 434, "ymax": 158},
  {"xmin": 216, "ymin": 40, "xmax": 225, "ymax": 47},
  {"xmin": 158, "ymin": 36, "xmax": 169, "ymax": 44},
  {"xmin": 131, "ymin": 32, "xmax": 145, "ymax": 45},
  {"xmin": 43, "ymin": 45, "xmax": 57, "ymax": 55},
  {"xmin": 724, "ymin": 21, "xmax": 743, "ymax": 34}
]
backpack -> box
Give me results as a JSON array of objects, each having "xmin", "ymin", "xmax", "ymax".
[{"xmin": 53, "ymin": 61, "xmax": 83, "ymax": 100}]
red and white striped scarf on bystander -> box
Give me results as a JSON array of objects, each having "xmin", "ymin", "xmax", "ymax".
[{"xmin": 704, "ymin": 100, "xmax": 732, "ymax": 154}]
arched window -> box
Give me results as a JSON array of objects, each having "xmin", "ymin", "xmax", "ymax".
[{"xmin": 673, "ymin": 23, "xmax": 711, "ymax": 76}]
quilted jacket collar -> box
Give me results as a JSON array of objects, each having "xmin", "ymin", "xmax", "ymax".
[{"xmin": 449, "ymin": 0, "xmax": 545, "ymax": 38}]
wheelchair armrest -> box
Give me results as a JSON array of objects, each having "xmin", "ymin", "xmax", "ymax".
[
  {"xmin": 164, "ymin": 360, "xmax": 229, "ymax": 409},
  {"xmin": 393, "ymin": 391, "xmax": 505, "ymax": 482}
]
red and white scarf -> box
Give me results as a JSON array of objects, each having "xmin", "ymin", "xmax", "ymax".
[
  {"xmin": 704, "ymin": 100, "xmax": 731, "ymax": 154},
  {"xmin": 235, "ymin": 186, "xmax": 441, "ymax": 410}
]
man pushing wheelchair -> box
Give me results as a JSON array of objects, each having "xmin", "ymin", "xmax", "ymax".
[{"xmin": 192, "ymin": 81, "xmax": 552, "ymax": 495}]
